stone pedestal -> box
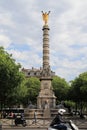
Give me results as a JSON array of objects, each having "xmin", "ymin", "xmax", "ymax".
[{"xmin": 37, "ymin": 76, "xmax": 56, "ymax": 109}]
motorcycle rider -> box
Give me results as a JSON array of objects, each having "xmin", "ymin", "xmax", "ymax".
[{"xmin": 50, "ymin": 109, "xmax": 67, "ymax": 130}]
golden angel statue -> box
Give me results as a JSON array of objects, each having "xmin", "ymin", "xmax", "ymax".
[{"xmin": 41, "ymin": 11, "xmax": 50, "ymax": 25}]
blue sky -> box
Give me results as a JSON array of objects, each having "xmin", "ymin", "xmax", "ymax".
[{"xmin": 0, "ymin": 0, "xmax": 87, "ymax": 82}]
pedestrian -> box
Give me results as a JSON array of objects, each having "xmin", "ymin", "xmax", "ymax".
[
  {"xmin": 10, "ymin": 112, "xmax": 14, "ymax": 118},
  {"xmin": 32, "ymin": 110, "xmax": 37, "ymax": 124},
  {"xmin": 34, "ymin": 111, "xmax": 37, "ymax": 123}
]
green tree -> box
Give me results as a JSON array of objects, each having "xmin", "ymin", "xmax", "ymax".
[
  {"xmin": 79, "ymin": 72, "xmax": 87, "ymax": 99},
  {"xmin": 69, "ymin": 72, "xmax": 87, "ymax": 115},
  {"xmin": 52, "ymin": 76, "xmax": 70, "ymax": 103},
  {"xmin": 0, "ymin": 47, "xmax": 24, "ymax": 108},
  {"xmin": 11, "ymin": 79, "xmax": 28, "ymax": 106},
  {"xmin": 23, "ymin": 77, "xmax": 40, "ymax": 106}
]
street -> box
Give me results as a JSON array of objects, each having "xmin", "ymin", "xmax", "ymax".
[
  {"xmin": 1, "ymin": 118, "xmax": 87, "ymax": 130},
  {"xmin": 2, "ymin": 127, "xmax": 46, "ymax": 130},
  {"xmin": 2, "ymin": 128, "xmax": 46, "ymax": 130}
]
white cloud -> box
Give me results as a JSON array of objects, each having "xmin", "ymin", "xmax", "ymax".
[
  {"xmin": 0, "ymin": 12, "xmax": 15, "ymax": 28},
  {"xmin": 0, "ymin": 0, "xmax": 87, "ymax": 81},
  {"xmin": 0, "ymin": 34, "xmax": 12, "ymax": 48},
  {"xmin": 8, "ymin": 49, "xmax": 42, "ymax": 68}
]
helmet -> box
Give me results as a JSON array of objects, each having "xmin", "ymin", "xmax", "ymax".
[{"xmin": 58, "ymin": 109, "xmax": 66, "ymax": 115}]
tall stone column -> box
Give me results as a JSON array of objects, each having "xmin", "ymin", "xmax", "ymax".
[
  {"xmin": 43, "ymin": 25, "xmax": 50, "ymax": 69},
  {"xmin": 37, "ymin": 12, "xmax": 56, "ymax": 110}
]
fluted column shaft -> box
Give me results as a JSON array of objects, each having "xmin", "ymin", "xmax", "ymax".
[{"xmin": 42, "ymin": 25, "xmax": 50, "ymax": 69}]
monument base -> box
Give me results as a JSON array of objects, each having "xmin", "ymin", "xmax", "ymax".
[
  {"xmin": 37, "ymin": 76, "xmax": 56, "ymax": 109},
  {"xmin": 24, "ymin": 108, "xmax": 58, "ymax": 118}
]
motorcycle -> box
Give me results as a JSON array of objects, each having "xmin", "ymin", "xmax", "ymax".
[
  {"xmin": 69, "ymin": 120, "xmax": 79, "ymax": 130},
  {"xmin": 48, "ymin": 120, "xmax": 79, "ymax": 130},
  {"xmin": 14, "ymin": 114, "xmax": 27, "ymax": 127},
  {"xmin": 48, "ymin": 108, "xmax": 79, "ymax": 130}
]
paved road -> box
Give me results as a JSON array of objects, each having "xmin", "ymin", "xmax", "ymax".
[
  {"xmin": 1, "ymin": 118, "xmax": 87, "ymax": 130},
  {"xmin": 2, "ymin": 128, "xmax": 87, "ymax": 130},
  {"xmin": 2, "ymin": 128, "xmax": 47, "ymax": 130}
]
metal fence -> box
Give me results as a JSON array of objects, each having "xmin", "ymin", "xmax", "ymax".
[
  {"xmin": 0, "ymin": 117, "xmax": 52, "ymax": 128},
  {"xmin": 1, "ymin": 117, "xmax": 87, "ymax": 129}
]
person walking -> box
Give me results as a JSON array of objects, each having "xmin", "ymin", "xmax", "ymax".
[
  {"xmin": 34, "ymin": 111, "xmax": 37, "ymax": 123},
  {"xmin": 32, "ymin": 110, "xmax": 37, "ymax": 124}
]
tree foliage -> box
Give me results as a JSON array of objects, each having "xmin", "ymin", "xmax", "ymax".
[
  {"xmin": 0, "ymin": 47, "xmax": 24, "ymax": 108},
  {"xmin": 69, "ymin": 72, "xmax": 87, "ymax": 102},
  {"xmin": 52, "ymin": 76, "xmax": 70, "ymax": 103},
  {"xmin": 68, "ymin": 72, "xmax": 87, "ymax": 114},
  {"xmin": 16, "ymin": 77, "xmax": 40, "ymax": 106},
  {"xmin": 25, "ymin": 77, "xmax": 40, "ymax": 104}
]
